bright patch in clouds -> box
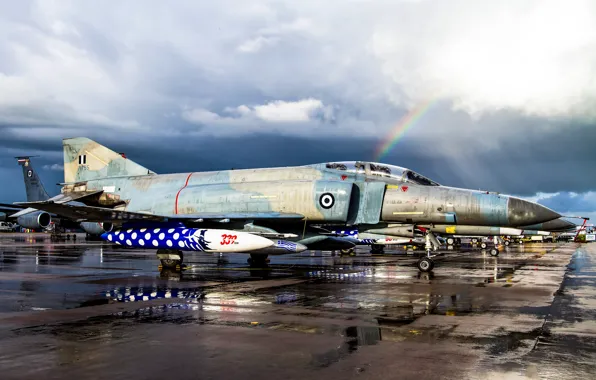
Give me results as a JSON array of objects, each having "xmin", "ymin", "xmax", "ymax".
[
  {"xmin": 370, "ymin": 0, "xmax": 596, "ymax": 118},
  {"xmin": 43, "ymin": 164, "xmax": 64, "ymax": 171},
  {"xmin": 183, "ymin": 98, "xmax": 332, "ymax": 127},
  {"xmin": 251, "ymin": 98, "xmax": 327, "ymax": 122}
]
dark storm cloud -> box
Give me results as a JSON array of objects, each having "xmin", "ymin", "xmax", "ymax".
[{"xmin": 535, "ymin": 192, "xmax": 596, "ymax": 214}]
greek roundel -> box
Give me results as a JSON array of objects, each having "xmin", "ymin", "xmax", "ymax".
[{"xmin": 319, "ymin": 193, "xmax": 335, "ymax": 209}]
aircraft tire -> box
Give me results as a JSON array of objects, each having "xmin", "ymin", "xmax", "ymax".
[
  {"xmin": 341, "ymin": 248, "xmax": 354, "ymax": 255},
  {"xmin": 160, "ymin": 258, "xmax": 182, "ymax": 269},
  {"xmin": 417, "ymin": 258, "xmax": 434, "ymax": 272},
  {"xmin": 248, "ymin": 254, "xmax": 270, "ymax": 265},
  {"xmin": 447, "ymin": 237, "xmax": 455, "ymax": 245},
  {"xmin": 505, "ymin": 240, "xmax": 510, "ymax": 246},
  {"xmin": 490, "ymin": 248, "xmax": 499, "ymax": 257},
  {"xmin": 480, "ymin": 242, "xmax": 487, "ymax": 249}
]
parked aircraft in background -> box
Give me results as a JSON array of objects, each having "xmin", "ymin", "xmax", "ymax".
[{"xmin": 0, "ymin": 157, "xmax": 114, "ymax": 239}]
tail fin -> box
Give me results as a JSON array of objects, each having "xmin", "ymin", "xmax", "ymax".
[
  {"xmin": 16, "ymin": 157, "xmax": 50, "ymax": 202},
  {"xmin": 63, "ymin": 137, "xmax": 155, "ymax": 183}
]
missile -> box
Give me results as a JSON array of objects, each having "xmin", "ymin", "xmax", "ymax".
[
  {"xmin": 372, "ymin": 237, "xmax": 426, "ymax": 246},
  {"xmin": 102, "ymin": 227, "xmax": 274, "ymax": 253},
  {"xmin": 428, "ymin": 225, "xmax": 523, "ymax": 236},
  {"xmin": 356, "ymin": 232, "xmax": 424, "ymax": 245},
  {"xmin": 249, "ymin": 240, "xmax": 308, "ymax": 255},
  {"xmin": 519, "ymin": 230, "xmax": 551, "ymax": 236}
]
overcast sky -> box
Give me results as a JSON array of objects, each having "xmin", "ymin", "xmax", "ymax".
[{"xmin": 1, "ymin": 0, "xmax": 595, "ymax": 223}]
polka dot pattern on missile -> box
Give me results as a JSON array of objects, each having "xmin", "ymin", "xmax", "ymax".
[{"xmin": 103, "ymin": 227, "xmax": 214, "ymax": 251}]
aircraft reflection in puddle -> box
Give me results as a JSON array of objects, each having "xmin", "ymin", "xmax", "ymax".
[
  {"xmin": 311, "ymin": 326, "xmax": 382, "ymax": 368},
  {"xmin": 106, "ymin": 286, "xmax": 204, "ymax": 303},
  {"xmin": 305, "ymin": 268, "xmax": 373, "ymax": 280}
]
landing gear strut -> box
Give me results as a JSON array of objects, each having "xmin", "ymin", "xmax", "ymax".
[
  {"xmin": 417, "ymin": 231, "xmax": 440, "ymax": 272},
  {"xmin": 247, "ymin": 253, "xmax": 270, "ymax": 265},
  {"xmin": 370, "ymin": 244, "xmax": 384, "ymax": 255},
  {"xmin": 157, "ymin": 249, "xmax": 184, "ymax": 270}
]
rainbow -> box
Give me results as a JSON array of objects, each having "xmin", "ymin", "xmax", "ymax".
[{"xmin": 375, "ymin": 99, "xmax": 437, "ymax": 161}]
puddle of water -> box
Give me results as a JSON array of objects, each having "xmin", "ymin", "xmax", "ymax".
[{"xmin": 310, "ymin": 326, "xmax": 382, "ymax": 368}]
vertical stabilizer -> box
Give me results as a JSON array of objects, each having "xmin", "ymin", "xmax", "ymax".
[
  {"xmin": 62, "ymin": 137, "xmax": 155, "ymax": 183},
  {"xmin": 16, "ymin": 157, "xmax": 50, "ymax": 202}
]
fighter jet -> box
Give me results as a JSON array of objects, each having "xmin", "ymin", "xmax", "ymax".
[
  {"xmin": 0, "ymin": 157, "xmax": 114, "ymax": 238},
  {"xmin": 16, "ymin": 138, "xmax": 561, "ymax": 272}
]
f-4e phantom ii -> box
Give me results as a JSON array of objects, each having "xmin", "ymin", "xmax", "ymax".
[{"xmin": 16, "ymin": 138, "xmax": 561, "ymax": 272}]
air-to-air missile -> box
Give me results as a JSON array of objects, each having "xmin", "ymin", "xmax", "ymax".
[
  {"xmin": 103, "ymin": 226, "xmax": 275, "ymax": 252},
  {"xmin": 16, "ymin": 138, "xmax": 562, "ymax": 272}
]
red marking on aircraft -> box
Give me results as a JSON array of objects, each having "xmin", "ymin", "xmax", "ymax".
[
  {"xmin": 401, "ymin": 186, "xmax": 409, "ymax": 192},
  {"xmin": 175, "ymin": 173, "xmax": 194, "ymax": 214},
  {"xmin": 341, "ymin": 175, "xmax": 347, "ymax": 180}
]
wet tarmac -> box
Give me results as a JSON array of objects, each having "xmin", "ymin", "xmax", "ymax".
[{"xmin": 0, "ymin": 233, "xmax": 594, "ymax": 379}]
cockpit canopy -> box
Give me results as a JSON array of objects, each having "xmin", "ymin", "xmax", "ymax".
[{"xmin": 321, "ymin": 161, "xmax": 440, "ymax": 186}]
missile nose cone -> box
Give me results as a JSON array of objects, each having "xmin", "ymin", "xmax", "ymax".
[
  {"xmin": 507, "ymin": 197, "xmax": 560, "ymax": 226},
  {"xmin": 293, "ymin": 242, "xmax": 308, "ymax": 253}
]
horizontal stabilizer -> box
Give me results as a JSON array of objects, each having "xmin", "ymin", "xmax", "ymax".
[{"xmin": 14, "ymin": 201, "xmax": 305, "ymax": 223}]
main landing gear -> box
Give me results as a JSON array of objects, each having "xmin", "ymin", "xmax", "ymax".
[
  {"xmin": 157, "ymin": 249, "xmax": 184, "ymax": 271},
  {"xmin": 417, "ymin": 231, "xmax": 440, "ymax": 272}
]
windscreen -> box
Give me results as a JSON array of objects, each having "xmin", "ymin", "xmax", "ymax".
[
  {"xmin": 405, "ymin": 170, "xmax": 440, "ymax": 186},
  {"xmin": 323, "ymin": 161, "xmax": 440, "ymax": 186}
]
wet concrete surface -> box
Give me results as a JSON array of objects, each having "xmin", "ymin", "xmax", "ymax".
[{"xmin": 0, "ymin": 233, "xmax": 594, "ymax": 379}]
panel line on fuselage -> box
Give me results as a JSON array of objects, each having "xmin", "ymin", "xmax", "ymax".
[{"xmin": 174, "ymin": 172, "xmax": 194, "ymax": 214}]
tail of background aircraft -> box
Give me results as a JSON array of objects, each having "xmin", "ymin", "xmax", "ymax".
[
  {"xmin": 62, "ymin": 137, "xmax": 155, "ymax": 183},
  {"xmin": 16, "ymin": 157, "xmax": 50, "ymax": 202}
]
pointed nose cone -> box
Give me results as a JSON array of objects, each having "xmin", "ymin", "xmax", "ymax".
[
  {"xmin": 542, "ymin": 218, "xmax": 576, "ymax": 231},
  {"xmin": 507, "ymin": 197, "xmax": 560, "ymax": 226}
]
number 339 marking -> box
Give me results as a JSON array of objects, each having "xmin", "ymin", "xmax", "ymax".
[{"xmin": 220, "ymin": 234, "xmax": 237, "ymax": 245}]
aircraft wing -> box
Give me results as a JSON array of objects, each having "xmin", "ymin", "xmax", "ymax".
[
  {"xmin": 0, "ymin": 202, "xmax": 26, "ymax": 217},
  {"xmin": 42, "ymin": 191, "xmax": 105, "ymax": 204},
  {"xmin": 14, "ymin": 201, "xmax": 305, "ymax": 223},
  {"xmin": 0, "ymin": 205, "xmax": 23, "ymax": 215}
]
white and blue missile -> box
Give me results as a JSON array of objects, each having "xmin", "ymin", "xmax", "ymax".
[{"xmin": 102, "ymin": 227, "xmax": 275, "ymax": 253}]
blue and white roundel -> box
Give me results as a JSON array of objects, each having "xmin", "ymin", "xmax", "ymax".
[{"xmin": 103, "ymin": 227, "xmax": 212, "ymax": 251}]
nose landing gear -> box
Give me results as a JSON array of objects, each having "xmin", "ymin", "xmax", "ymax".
[{"xmin": 417, "ymin": 231, "xmax": 441, "ymax": 272}]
